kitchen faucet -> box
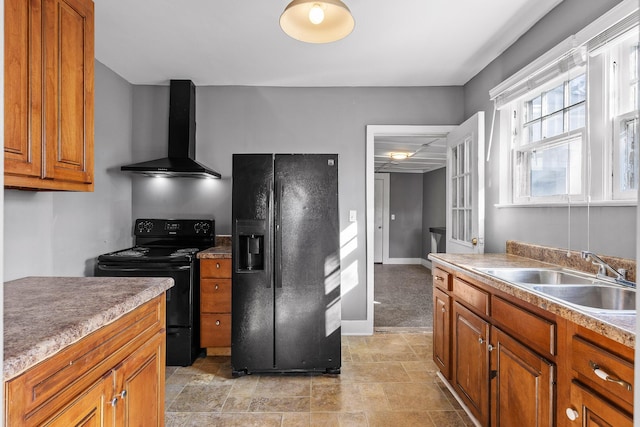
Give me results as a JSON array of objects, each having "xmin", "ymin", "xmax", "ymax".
[{"xmin": 580, "ymin": 250, "xmax": 635, "ymax": 287}]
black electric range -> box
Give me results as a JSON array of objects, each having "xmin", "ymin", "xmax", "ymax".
[{"xmin": 96, "ymin": 218, "xmax": 215, "ymax": 366}]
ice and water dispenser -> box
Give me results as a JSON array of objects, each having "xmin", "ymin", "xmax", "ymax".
[{"xmin": 236, "ymin": 220, "xmax": 265, "ymax": 271}]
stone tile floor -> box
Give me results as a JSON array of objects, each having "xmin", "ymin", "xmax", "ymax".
[{"xmin": 165, "ymin": 332, "xmax": 474, "ymax": 426}]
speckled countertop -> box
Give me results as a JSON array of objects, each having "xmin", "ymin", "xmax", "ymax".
[
  {"xmin": 197, "ymin": 235, "xmax": 231, "ymax": 259},
  {"xmin": 4, "ymin": 276, "xmax": 174, "ymax": 381},
  {"xmin": 428, "ymin": 253, "xmax": 635, "ymax": 348}
]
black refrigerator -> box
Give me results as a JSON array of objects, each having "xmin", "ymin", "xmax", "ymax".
[{"xmin": 231, "ymin": 154, "xmax": 341, "ymax": 376}]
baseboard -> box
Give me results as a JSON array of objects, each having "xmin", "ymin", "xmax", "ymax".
[
  {"xmin": 421, "ymin": 258, "xmax": 432, "ymax": 269},
  {"xmin": 341, "ymin": 320, "xmax": 373, "ymax": 335},
  {"xmin": 384, "ymin": 257, "xmax": 423, "ymax": 265}
]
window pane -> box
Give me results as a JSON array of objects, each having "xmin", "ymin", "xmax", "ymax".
[
  {"xmin": 458, "ymin": 211, "xmax": 464, "ymax": 242},
  {"xmin": 527, "ymin": 139, "xmax": 582, "ymax": 197},
  {"xmin": 542, "ymin": 112, "xmax": 564, "ymax": 139},
  {"xmin": 568, "ymin": 104, "xmax": 585, "ymax": 131},
  {"xmin": 526, "ymin": 96, "xmax": 542, "ymax": 121},
  {"xmin": 465, "ymin": 209, "xmax": 472, "ymax": 243},
  {"xmin": 619, "ymin": 117, "xmax": 638, "ymax": 192},
  {"xmin": 451, "ymin": 146, "xmax": 458, "ymax": 175},
  {"xmin": 542, "ymin": 84, "xmax": 564, "ymax": 115},
  {"xmin": 569, "ymin": 74, "xmax": 586, "ymax": 105},
  {"xmin": 460, "ymin": 174, "xmax": 466, "ymax": 207},
  {"xmin": 525, "ymin": 121, "xmax": 542, "ymax": 144},
  {"xmin": 452, "ymin": 177, "xmax": 458, "ymax": 208}
]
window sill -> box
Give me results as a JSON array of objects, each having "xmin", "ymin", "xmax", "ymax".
[{"xmin": 495, "ymin": 200, "xmax": 637, "ymax": 208}]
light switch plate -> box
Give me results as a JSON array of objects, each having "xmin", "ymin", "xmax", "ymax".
[
  {"xmin": 349, "ymin": 210, "xmax": 357, "ymax": 222},
  {"xmin": 391, "ymin": 214, "xmax": 396, "ymax": 220}
]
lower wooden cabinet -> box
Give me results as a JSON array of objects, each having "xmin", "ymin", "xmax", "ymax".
[
  {"xmin": 490, "ymin": 327, "xmax": 554, "ymax": 427},
  {"xmin": 433, "ymin": 286, "xmax": 451, "ymax": 379},
  {"xmin": 566, "ymin": 381, "xmax": 632, "ymax": 426},
  {"xmin": 40, "ymin": 375, "xmax": 111, "ymax": 427},
  {"xmin": 432, "ymin": 262, "xmax": 635, "ymax": 427},
  {"xmin": 5, "ymin": 296, "xmax": 166, "ymax": 426},
  {"xmin": 453, "ymin": 301, "xmax": 490, "ymax": 426},
  {"xmin": 200, "ymin": 258, "xmax": 232, "ymax": 353}
]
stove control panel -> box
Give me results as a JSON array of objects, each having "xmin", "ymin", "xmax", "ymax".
[{"xmin": 134, "ymin": 219, "xmax": 215, "ymax": 237}]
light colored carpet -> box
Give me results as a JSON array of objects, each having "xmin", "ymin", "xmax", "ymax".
[{"xmin": 373, "ymin": 264, "xmax": 433, "ymax": 329}]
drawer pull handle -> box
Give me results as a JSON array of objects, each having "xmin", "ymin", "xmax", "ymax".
[
  {"xmin": 589, "ymin": 361, "xmax": 632, "ymax": 391},
  {"xmin": 434, "ymin": 276, "xmax": 444, "ymax": 281},
  {"xmin": 565, "ymin": 408, "xmax": 579, "ymax": 421},
  {"xmin": 216, "ymin": 320, "xmax": 221, "ymax": 326}
]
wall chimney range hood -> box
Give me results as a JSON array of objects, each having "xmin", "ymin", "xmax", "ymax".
[{"xmin": 121, "ymin": 80, "xmax": 221, "ymax": 179}]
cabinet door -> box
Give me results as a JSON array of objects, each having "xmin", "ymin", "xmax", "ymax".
[
  {"xmin": 490, "ymin": 327, "xmax": 554, "ymax": 427},
  {"xmin": 433, "ymin": 286, "xmax": 451, "ymax": 379},
  {"xmin": 41, "ymin": 373, "xmax": 113, "ymax": 427},
  {"xmin": 453, "ymin": 301, "xmax": 490, "ymax": 426},
  {"xmin": 4, "ymin": 0, "xmax": 43, "ymax": 179},
  {"xmin": 43, "ymin": 0, "xmax": 94, "ymax": 187},
  {"xmin": 113, "ymin": 333, "xmax": 165, "ymax": 427},
  {"xmin": 566, "ymin": 381, "xmax": 632, "ymax": 426}
]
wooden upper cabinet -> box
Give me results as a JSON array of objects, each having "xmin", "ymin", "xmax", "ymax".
[{"xmin": 4, "ymin": 0, "xmax": 94, "ymax": 191}]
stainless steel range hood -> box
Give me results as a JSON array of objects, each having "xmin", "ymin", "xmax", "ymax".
[{"xmin": 121, "ymin": 80, "xmax": 221, "ymax": 179}]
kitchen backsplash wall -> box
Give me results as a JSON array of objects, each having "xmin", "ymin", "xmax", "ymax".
[{"xmin": 507, "ymin": 240, "xmax": 636, "ymax": 283}]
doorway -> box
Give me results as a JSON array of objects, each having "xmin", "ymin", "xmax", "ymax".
[{"xmin": 365, "ymin": 125, "xmax": 456, "ymax": 333}]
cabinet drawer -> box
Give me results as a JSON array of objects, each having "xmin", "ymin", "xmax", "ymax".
[
  {"xmin": 201, "ymin": 314, "xmax": 232, "ymax": 347},
  {"xmin": 433, "ymin": 267, "xmax": 452, "ymax": 291},
  {"xmin": 201, "ymin": 279, "xmax": 232, "ymax": 313},
  {"xmin": 569, "ymin": 380, "xmax": 632, "ymax": 426},
  {"xmin": 492, "ymin": 296, "xmax": 556, "ymax": 357},
  {"xmin": 572, "ymin": 335, "xmax": 634, "ymax": 407},
  {"xmin": 453, "ymin": 277, "xmax": 489, "ymax": 315},
  {"xmin": 201, "ymin": 259, "xmax": 231, "ymax": 278}
]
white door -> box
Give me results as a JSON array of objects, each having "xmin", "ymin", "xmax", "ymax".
[
  {"xmin": 374, "ymin": 175, "xmax": 384, "ymax": 263},
  {"xmin": 446, "ymin": 112, "xmax": 485, "ymax": 254}
]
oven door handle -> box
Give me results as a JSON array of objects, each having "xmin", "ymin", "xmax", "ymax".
[{"xmin": 96, "ymin": 265, "xmax": 192, "ymax": 272}]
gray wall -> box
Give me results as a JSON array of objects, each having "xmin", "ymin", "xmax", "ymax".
[
  {"xmin": 422, "ymin": 167, "xmax": 446, "ymax": 257},
  {"xmin": 464, "ymin": 0, "xmax": 635, "ymax": 258},
  {"xmin": 3, "ymin": 62, "xmax": 134, "ymax": 281},
  {"xmin": 388, "ymin": 173, "xmax": 423, "ymax": 259},
  {"xmin": 130, "ymin": 86, "xmax": 464, "ymax": 320}
]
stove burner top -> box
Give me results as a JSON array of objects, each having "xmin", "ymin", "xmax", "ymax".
[
  {"xmin": 172, "ymin": 248, "xmax": 200, "ymax": 256},
  {"xmin": 113, "ymin": 248, "xmax": 149, "ymax": 257}
]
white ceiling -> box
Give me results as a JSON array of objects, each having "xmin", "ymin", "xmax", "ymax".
[{"xmin": 94, "ymin": 0, "xmax": 563, "ymax": 173}]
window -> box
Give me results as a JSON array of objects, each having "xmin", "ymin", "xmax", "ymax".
[
  {"xmin": 512, "ymin": 70, "xmax": 586, "ymax": 202},
  {"xmin": 491, "ymin": 2, "xmax": 639, "ymax": 205},
  {"xmin": 610, "ymin": 35, "xmax": 639, "ymax": 199}
]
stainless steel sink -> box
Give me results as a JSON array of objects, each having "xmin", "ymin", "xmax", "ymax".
[
  {"xmin": 531, "ymin": 284, "xmax": 635, "ymax": 313},
  {"xmin": 477, "ymin": 268, "xmax": 595, "ymax": 285},
  {"xmin": 476, "ymin": 267, "xmax": 636, "ymax": 314}
]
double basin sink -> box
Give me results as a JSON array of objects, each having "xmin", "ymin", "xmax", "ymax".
[{"xmin": 476, "ymin": 267, "xmax": 635, "ymax": 314}]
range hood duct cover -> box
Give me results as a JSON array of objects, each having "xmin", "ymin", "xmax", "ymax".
[{"xmin": 121, "ymin": 80, "xmax": 221, "ymax": 179}]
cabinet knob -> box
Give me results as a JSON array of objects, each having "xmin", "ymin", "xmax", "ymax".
[
  {"xmin": 216, "ymin": 320, "xmax": 221, "ymax": 326},
  {"xmin": 216, "ymin": 263, "xmax": 221, "ymax": 269},
  {"xmin": 565, "ymin": 408, "xmax": 579, "ymax": 421},
  {"xmin": 215, "ymin": 284, "xmax": 219, "ymax": 290},
  {"xmin": 434, "ymin": 276, "xmax": 444, "ymax": 281},
  {"xmin": 109, "ymin": 397, "xmax": 118, "ymax": 406},
  {"xmin": 119, "ymin": 390, "xmax": 127, "ymax": 399},
  {"xmin": 487, "ymin": 344, "xmax": 494, "ymax": 352},
  {"xmin": 441, "ymin": 307, "xmax": 446, "ymax": 313},
  {"xmin": 478, "ymin": 337, "xmax": 485, "ymax": 344}
]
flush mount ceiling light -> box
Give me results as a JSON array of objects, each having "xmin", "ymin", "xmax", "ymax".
[
  {"xmin": 280, "ymin": 0, "xmax": 355, "ymax": 44},
  {"xmin": 390, "ymin": 152, "xmax": 411, "ymax": 160}
]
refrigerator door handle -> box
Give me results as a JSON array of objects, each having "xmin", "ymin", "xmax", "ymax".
[{"xmin": 274, "ymin": 180, "xmax": 283, "ymax": 289}]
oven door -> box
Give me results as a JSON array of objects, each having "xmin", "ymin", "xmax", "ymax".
[{"xmin": 95, "ymin": 262, "xmax": 194, "ymax": 328}]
